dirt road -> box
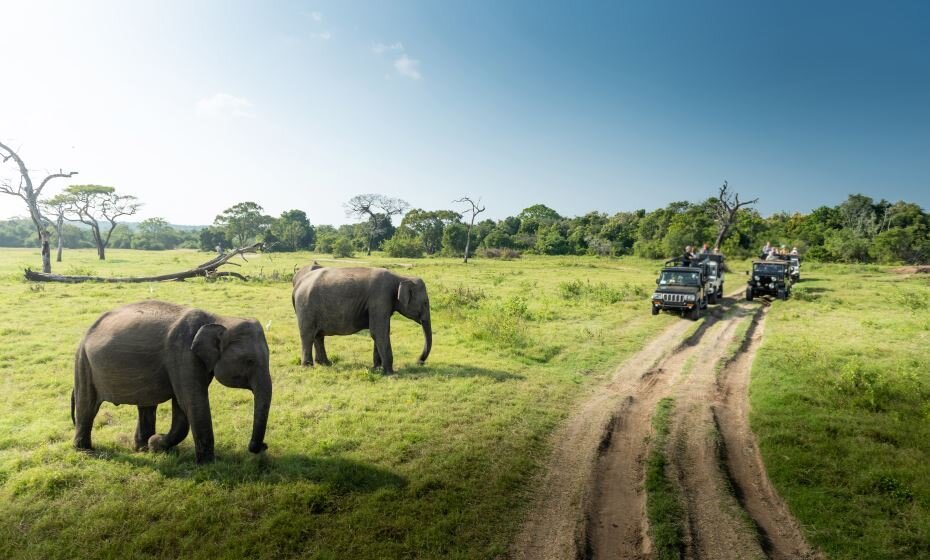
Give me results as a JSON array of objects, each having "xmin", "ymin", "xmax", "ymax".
[{"xmin": 511, "ymin": 296, "xmax": 820, "ymax": 560}]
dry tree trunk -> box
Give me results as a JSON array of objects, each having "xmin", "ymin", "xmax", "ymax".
[{"xmin": 25, "ymin": 243, "xmax": 263, "ymax": 283}]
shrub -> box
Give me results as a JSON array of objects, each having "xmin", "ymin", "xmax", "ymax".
[
  {"xmin": 332, "ymin": 238, "xmax": 355, "ymax": 258},
  {"xmin": 383, "ymin": 236, "xmax": 425, "ymax": 258},
  {"xmin": 480, "ymin": 247, "xmax": 522, "ymax": 260},
  {"xmin": 557, "ymin": 279, "xmax": 643, "ymax": 303},
  {"xmin": 434, "ymin": 285, "xmax": 486, "ymax": 310}
]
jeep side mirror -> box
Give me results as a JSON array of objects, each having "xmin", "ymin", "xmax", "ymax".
[{"xmin": 655, "ymin": 279, "xmax": 659, "ymax": 284}]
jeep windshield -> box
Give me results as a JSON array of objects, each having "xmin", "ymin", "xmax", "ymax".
[
  {"xmin": 659, "ymin": 271, "xmax": 701, "ymax": 286},
  {"xmin": 754, "ymin": 264, "xmax": 786, "ymax": 276}
]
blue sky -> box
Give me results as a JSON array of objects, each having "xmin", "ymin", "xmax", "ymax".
[{"xmin": 0, "ymin": 1, "xmax": 927, "ymax": 225}]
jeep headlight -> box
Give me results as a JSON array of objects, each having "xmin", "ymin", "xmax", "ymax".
[
  {"xmin": 754, "ymin": 276, "xmax": 760, "ymax": 281},
  {"xmin": 769, "ymin": 282, "xmax": 775, "ymax": 288},
  {"xmin": 685, "ymin": 294, "xmax": 696, "ymax": 301},
  {"xmin": 652, "ymin": 293, "xmax": 663, "ymax": 300}
]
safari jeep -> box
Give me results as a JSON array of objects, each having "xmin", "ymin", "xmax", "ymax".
[
  {"xmin": 789, "ymin": 254, "xmax": 801, "ymax": 282},
  {"xmin": 746, "ymin": 260, "xmax": 791, "ymax": 301},
  {"xmin": 651, "ymin": 260, "xmax": 709, "ymax": 320},
  {"xmin": 699, "ymin": 254, "xmax": 725, "ymax": 304}
]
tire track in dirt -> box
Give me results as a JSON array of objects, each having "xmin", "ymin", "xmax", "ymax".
[
  {"xmin": 511, "ymin": 291, "xmax": 818, "ymax": 560},
  {"xmin": 510, "ymin": 314, "xmax": 700, "ymax": 560},
  {"xmin": 713, "ymin": 306, "xmax": 824, "ymax": 560},
  {"xmin": 666, "ymin": 303, "xmax": 768, "ymax": 560}
]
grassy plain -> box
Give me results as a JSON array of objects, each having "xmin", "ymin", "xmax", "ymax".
[
  {"xmin": 3, "ymin": 249, "xmax": 929, "ymax": 559},
  {"xmin": 751, "ymin": 263, "xmax": 930, "ymax": 559},
  {"xmin": 0, "ymin": 248, "xmax": 674, "ymax": 559}
]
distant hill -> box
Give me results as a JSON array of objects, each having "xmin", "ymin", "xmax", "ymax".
[
  {"xmin": 120, "ymin": 222, "xmax": 207, "ymax": 232},
  {"xmin": 0, "ymin": 217, "xmax": 207, "ymax": 232}
]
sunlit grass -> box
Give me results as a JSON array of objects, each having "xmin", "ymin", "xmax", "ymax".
[
  {"xmin": 0, "ymin": 248, "xmax": 675, "ymax": 559},
  {"xmin": 751, "ymin": 262, "xmax": 930, "ymax": 559}
]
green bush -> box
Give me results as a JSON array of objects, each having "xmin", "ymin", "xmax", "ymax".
[
  {"xmin": 557, "ymin": 279, "xmax": 643, "ymax": 303},
  {"xmin": 332, "ymin": 237, "xmax": 355, "ymax": 258},
  {"xmin": 383, "ymin": 236, "xmax": 425, "ymax": 258},
  {"xmin": 434, "ymin": 285, "xmax": 486, "ymax": 310}
]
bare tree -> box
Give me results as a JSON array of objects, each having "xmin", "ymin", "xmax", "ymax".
[
  {"xmin": 713, "ymin": 181, "xmax": 758, "ymax": 250},
  {"xmin": 345, "ymin": 194, "xmax": 410, "ymax": 255},
  {"xmin": 454, "ymin": 196, "xmax": 486, "ymax": 263},
  {"xmin": 64, "ymin": 185, "xmax": 141, "ymax": 260},
  {"xmin": 0, "ymin": 140, "xmax": 78, "ymax": 272},
  {"xmin": 40, "ymin": 193, "xmax": 74, "ymax": 262}
]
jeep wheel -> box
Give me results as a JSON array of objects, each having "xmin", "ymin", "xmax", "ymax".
[
  {"xmin": 708, "ymin": 291, "xmax": 717, "ymax": 305},
  {"xmin": 690, "ymin": 305, "xmax": 702, "ymax": 321},
  {"xmin": 651, "ymin": 305, "xmax": 659, "ymax": 316},
  {"xmin": 746, "ymin": 288, "xmax": 754, "ymax": 301},
  {"xmin": 777, "ymin": 289, "xmax": 787, "ymax": 300}
]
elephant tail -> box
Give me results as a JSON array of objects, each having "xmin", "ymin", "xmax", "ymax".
[{"xmin": 71, "ymin": 390, "xmax": 75, "ymax": 426}]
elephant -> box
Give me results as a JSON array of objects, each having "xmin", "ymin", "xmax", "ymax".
[
  {"xmin": 292, "ymin": 265, "xmax": 432, "ymax": 374},
  {"xmin": 71, "ymin": 300, "xmax": 272, "ymax": 463}
]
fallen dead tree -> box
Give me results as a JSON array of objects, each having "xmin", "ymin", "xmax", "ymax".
[{"xmin": 24, "ymin": 243, "xmax": 264, "ymax": 283}]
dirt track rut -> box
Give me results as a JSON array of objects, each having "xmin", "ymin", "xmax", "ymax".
[{"xmin": 511, "ymin": 296, "xmax": 820, "ymax": 560}]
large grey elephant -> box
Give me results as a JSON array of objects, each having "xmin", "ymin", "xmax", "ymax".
[
  {"xmin": 292, "ymin": 265, "xmax": 432, "ymax": 374},
  {"xmin": 71, "ymin": 300, "xmax": 272, "ymax": 463}
]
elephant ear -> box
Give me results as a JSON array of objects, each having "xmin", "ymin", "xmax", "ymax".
[
  {"xmin": 397, "ymin": 280, "xmax": 413, "ymax": 308},
  {"xmin": 192, "ymin": 323, "xmax": 227, "ymax": 372}
]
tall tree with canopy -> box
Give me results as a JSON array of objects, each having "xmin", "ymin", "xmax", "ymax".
[
  {"xmin": 268, "ymin": 209, "xmax": 315, "ymax": 251},
  {"xmin": 64, "ymin": 185, "xmax": 141, "ymax": 260},
  {"xmin": 213, "ymin": 202, "xmax": 273, "ymax": 247},
  {"xmin": 712, "ymin": 181, "xmax": 758, "ymax": 251},
  {"xmin": 399, "ymin": 209, "xmax": 461, "ymax": 254},
  {"xmin": 39, "ymin": 193, "xmax": 74, "ymax": 262},
  {"xmin": 0, "ymin": 140, "xmax": 78, "ymax": 272},
  {"xmin": 345, "ymin": 194, "xmax": 410, "ymax": 255},
  {"xmin": 454, "ymin": 196, "xmax": 486, "ymax": 263}
]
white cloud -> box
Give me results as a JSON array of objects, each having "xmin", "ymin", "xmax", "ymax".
[
  {"xmin": 394, "ymin": 55, "xmax": 422, "ymax": 80},
  {"xmin": 196, "ymin": 93, "xmax": 255, "ymax": 119},
  {"xmin": 308, "ymin": 11, "xmax": 322, "ymax": 22},
  {"xmin": 310, "ymin": 31, "xmax": 332, "ymax": 40},
  {"xmin": 372, "ymin": 41, "xmax": 404, "ymax": 55}
]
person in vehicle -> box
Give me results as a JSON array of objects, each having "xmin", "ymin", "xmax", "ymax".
[
  {"xmin": 760, "ymin": 241, "xmax": 772, "ymax": 258},
  {"xmin": 790, "ymin": 246, "xmax": 799, "ymax": 255},
  {"xmin": 682, "ymin": 246, "xmax": 694, "ymax": 266}
]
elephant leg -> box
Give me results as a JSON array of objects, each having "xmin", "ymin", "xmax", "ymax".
[
  {"xmin": 372, "ymin": 340, "xmax": 382, "ymax": 369},
  {"xmin": 148, "ymin": 398, "xmax": 189, "ymax": 452},
  {"xmin": 73, "ymin": 385, "xmax": 101, "ymax": 451},
  {"xmin": 314, "ymin": 334, "xmax": 332, "ymax": 366},
  {"xmin": 370, "ymin": 318, "xmax": 394, "ymax": 374},
  {"xmin": 180, "ymin": 389, "xmax": 215, "ymax": 463},
  {"xmin": 134, "ymin": 405, "xmax": 157, "ymax": 451},
  {"xmin": 298, "ymin": 322, "xmax": 316, "ymax": 366}
]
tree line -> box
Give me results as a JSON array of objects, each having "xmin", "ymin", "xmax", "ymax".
[{"xmin": 3, "ymin": 191, "xmax": 928, "ymax": 265}]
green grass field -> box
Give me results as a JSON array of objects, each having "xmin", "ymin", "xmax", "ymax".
[
  {"xmin": 752, "ymin": 263, "xmax": 930, "ymax": 559},
  {"xmin": 0, "ymin": 248, "xmax": 674, "ymax": 559},
  {"xmin": 1, "ymin": 249, "xmax": 929, "ymax": 559}
]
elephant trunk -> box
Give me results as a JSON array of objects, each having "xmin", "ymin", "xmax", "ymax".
[
  {"xmin": 248, "ymin": 372, "xmax": 272, "ymax": 454},
  {"xmin": 418, "ymin": 318, "xmax": 432, "ymax": 365}
]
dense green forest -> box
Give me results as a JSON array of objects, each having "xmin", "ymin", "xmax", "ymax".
[{"xmin": 2, "ymin": 193, "xmax": 928, "ymax": 264}]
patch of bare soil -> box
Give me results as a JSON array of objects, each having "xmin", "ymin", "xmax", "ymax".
[
  {"xmin": 666, "ymin": 304, "xmax": 766, "ymax": 560},
  {"xmin": 511, "ymin": 293, "xmax": 819, "ymax": 560},
  {"xmin": 509, "ymin": 317, "xmax": 696, "ymax": 560},
  {"xmin": 892, "ymin": 265, "xmax": 930, "ymax": 275},
  {"xmin": 713, "ymin": 307, "xmax": 824, "ymax": 560}
]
